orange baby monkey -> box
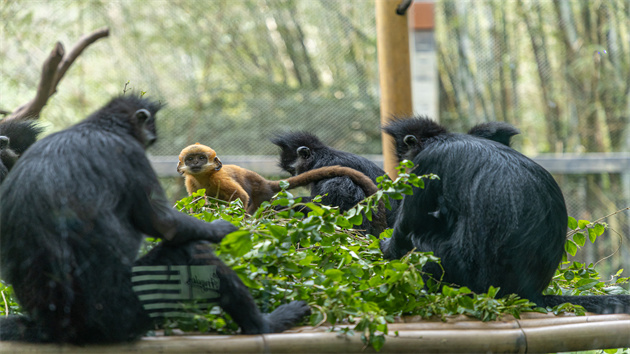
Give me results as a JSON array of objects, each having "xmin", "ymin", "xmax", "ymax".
[{"xmin": 177, "ymin": 143, "xmax": 385, "ymax": 228}]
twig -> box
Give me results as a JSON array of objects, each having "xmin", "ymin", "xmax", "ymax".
[
  {"xmin": 1, "ymin": 290, "xmax": 8, "ymax": 317},
  {"xmin": 593, "ymin": 227, "xmax": 623, "ymax": 269},
  {"xmin": 312, "ymin": 304, "xmax": 328, "ymax": 328},
  {"xmin": 5, "ymin": 27, "xmax": 110, "ymax": 122},
  {"xmin": 566, "ymin": 206, "xmax": 630, "ymax": 238}
]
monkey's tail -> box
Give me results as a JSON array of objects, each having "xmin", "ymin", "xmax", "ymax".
[
  {"xmin": 283, "ymin": 166, "xmax": 388, "ymax": 234},
  {"xmin": 541, "ymin": 294, "xmax": 630, "ymax": 314}
]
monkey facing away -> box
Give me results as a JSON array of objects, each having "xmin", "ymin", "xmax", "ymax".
[
  {"xmin": 384, "ymin": 116, "xmax": 521, "ymax": 164},
  {"xmin": 177, "ymin": 143, "xmax": 386, "ymax": 230},
  {"xmin": 381, "ymin": 116, "xmax": 630, "ymax": 314},
  {"xmin": 0, "ymin": 96, "xmax": 310, "ymax": 343},
  {"xmin": 272, "ymin": 132, "xmax": 401, "ymax": 235}
]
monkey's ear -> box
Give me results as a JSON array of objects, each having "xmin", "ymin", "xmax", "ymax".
[
  {"xmin": 134, "ymin": 109, "xmax": 157, "ymax": 147},
  {"xmin": 403, "ymin": 135, "xmax": 418, "ymax": 147},
  {"xmin": 297, "ymin": 146, "xmax": 311, "ymax": 159},
  {"xmin": 176, "ymin": 160, "xmax": 185, "ymax": 175},
  {"xmin": 134, "ymin": 109, "xmax": 151, "ymax": 122},
  {"xmin": 213, "ymin": 156, "xmax": 222, "ymax": 171}
]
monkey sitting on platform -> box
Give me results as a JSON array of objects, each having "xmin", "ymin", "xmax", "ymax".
[{"xmin": 177, "ymin": 143, "xmax": 386, "ymax": 229}]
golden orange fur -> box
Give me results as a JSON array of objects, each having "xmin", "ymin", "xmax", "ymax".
[{"xmin": 177, "ymin": 143, "xmax": 385, "ymax": 228}]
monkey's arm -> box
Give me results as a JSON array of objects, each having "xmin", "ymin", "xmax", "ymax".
[
  {"xmin": 132, "ymin": 160, "xmax": 237, "ymax": 244},
  {"xmin": 220, "ymin": 166, "xmax": 253, "ymax": 209}
]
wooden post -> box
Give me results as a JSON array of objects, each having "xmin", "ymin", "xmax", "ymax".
[{"xmin": 376, "ymin": 0, "xmax": 413, "ymax": 178}]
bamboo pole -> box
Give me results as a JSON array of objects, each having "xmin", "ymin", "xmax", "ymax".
[
  {"xmin": 3, "ymin": 314, "xmax": 629, "ymax": 353},
  {"xmin": 376, "ymin": 0, "xmax": 413, "ymax": 178}
]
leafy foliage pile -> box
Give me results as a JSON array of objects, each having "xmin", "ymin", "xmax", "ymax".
[
  {"xmin": 0, "ymin": 162, "xmax": 628, "ymax": 351},
  {"xmin": 166, "ymin": 161, "xmax": 628, "ymax": 350}
]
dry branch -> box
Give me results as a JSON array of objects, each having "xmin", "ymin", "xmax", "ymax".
[{"xmin": 4, "ymin": 27, "xmax": 110, "ymax": 122}]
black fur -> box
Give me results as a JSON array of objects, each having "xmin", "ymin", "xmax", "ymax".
[
  {"xmin": 272, "ymin": 131, "xmax": 399, "ymax": 234},
  {"xmin": 384, "ymin": 116, "xmax": 520, "ymax": 163},
  {"xmin": 0, "ymin": 119, "xmax": 42, "ymax": 183},
  {"xmin": 381, "ymin": 117, "xmax": 630, "ymax": 313},
  {"xmin": 0, "ymin": 96, "xmax": 309, "ymax": 343},
  {"xmin": 467, "ymin": 121, "xmax": 520, "ymax": 147}
]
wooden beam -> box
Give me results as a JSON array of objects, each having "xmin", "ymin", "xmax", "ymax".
[
  {"xmin": 150, "ymin": 153, "xmax": 630, "ymax": 178},
  {"xmin": 376, "ymin": 0, "xmax": 414, "ymax": 178}
]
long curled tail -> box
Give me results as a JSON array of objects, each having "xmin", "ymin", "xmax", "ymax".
[{"xmin": 282, "ymin": 165, "xmax": 388, "ymax": 234}]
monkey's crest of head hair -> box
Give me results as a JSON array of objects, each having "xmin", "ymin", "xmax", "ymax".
[
  {"xmin": 271, "ymin": 131, "xmax": 327, "ymax": 151},
  {"xmin": 271, "ymin": 131, "xmax": 329, "ymax": 174},
  {"xmin": 178, "ymin": 143, "xmax": 217, "ymax": 160},
  {"xmin": 78, "ymin": 95, "xmax": 164, "ymax": 148},
  {"xmin": 85, "ymin": 95, "xmax": 163, "ymax": 127},
  {"xmin": 383, "ymin": 115, "xmax": 447, "ymax": 161}
]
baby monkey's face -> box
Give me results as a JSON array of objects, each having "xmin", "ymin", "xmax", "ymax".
[{"xmin": 177, "ymin": 144, "xmax": 222, "ymax": 175}]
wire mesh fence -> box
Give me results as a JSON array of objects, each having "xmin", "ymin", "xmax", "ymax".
[
  {"xmin": 1, "ymin": 0, "xmax": 628, "ymax": 277},
  {"xmin": 433, "ymin": 0, "xmax": 630, "ymax": 279}
]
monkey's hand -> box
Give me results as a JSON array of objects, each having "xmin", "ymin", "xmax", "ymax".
[{"xmin": 206, "ymin": 219, "xmax": 238, "ymax": 243}]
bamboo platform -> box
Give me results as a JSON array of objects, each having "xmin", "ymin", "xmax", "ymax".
[{"xmin": 1, "ymin": 312, "xmax": 629, "ymax": 353}]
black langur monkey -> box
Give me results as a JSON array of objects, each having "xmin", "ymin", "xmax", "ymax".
[
  {"xmin": 0, "ymin": 96, "xmax": 310, "ymax": 344},
  {"xmin": 0, "ymin": 119, "xmax": 42, "ymax": 183},
  {"xmin": 271, "ymin": 124, "xmax": 518, "ymax": 233},
  {"xmin": 381, "ymin": 116, "xmax": 630, "ymax": 314},
  {"xmin": 272, "ymin": 132, "xmax": 400, "ymax": 235}
]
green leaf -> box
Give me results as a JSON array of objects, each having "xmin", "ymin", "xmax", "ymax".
[
  {"xmin": 577, "ymin": 219, "xmax": 590, "ymax": 229},
  {"xmin": 564, "ymin": 240, "xmax": 578, "ymax": 257},
  {"xmin": 267, "ymin": 224, "xmax": 287, "ymax": 238},
  {"xmin": 389, "ymin": 262, "xmax": 409, "ymax": 271},
  {"xmin": 221, "ymin": 230, "xmax": 253, "ymax": 257},
  {"xmin": 310, "ymin": 311, "xmax": 324, "ymax": 326},
  {"xmin": 305, "ymin": 203, "xmax": 325, "ymax": 216},
  {"xmin": 371, "ymin": 334, "xmax": 385, "ymax": 351},
  {"xmin": 587, "ymin": 228, "xmax": 597, "ymax": 244},
  {"xmin": 573, "ymin": 232, "xmax": 585, "ymax": 247},
  {"xmin": 348, "ymin": 213, "xmax": 363, "ymax": 226},
  {"xmin": 567, "ymin": 216, "xmax": 578, "ymax": 230},
  {"xmin": 458, "ymin": 295, "xmax": 474, "ymax": 309},
  {"xmin": 324, "ymin": 269, "xmax": 344, "ymax": 282},
  {"xmin": 575, "ymin": 278, "xmax": 599, "ymax": 291}
]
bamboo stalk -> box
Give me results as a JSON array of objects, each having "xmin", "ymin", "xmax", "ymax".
[{"xmin": 2, "ymin": 314, "xmax": 629, "ymax": 353}]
